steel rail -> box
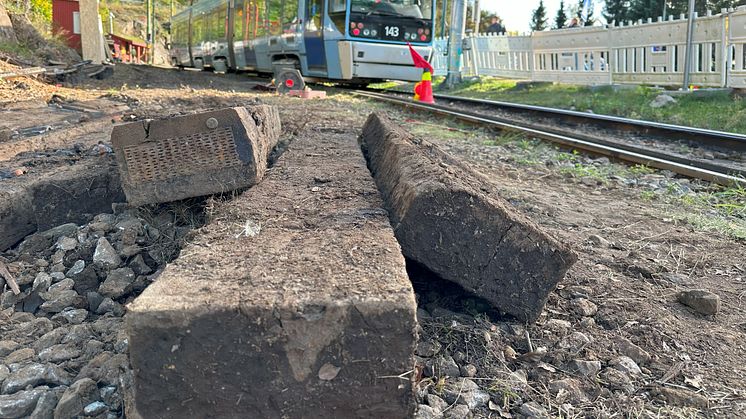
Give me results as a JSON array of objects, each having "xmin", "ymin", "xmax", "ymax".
[
  {"xmin": 423, "ymin": 93, "xmax": 746, "ymax": 152},
  {"xmin": 353, "ymin": 90, "xmax": 746, "ymax": 186}
]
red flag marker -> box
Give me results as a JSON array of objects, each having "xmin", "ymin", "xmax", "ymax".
[{"xmin": 407, "ymin": 42, "xmax": 434, "ymax": 103}]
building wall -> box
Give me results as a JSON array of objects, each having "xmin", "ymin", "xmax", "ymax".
[{"xmin": 52, "ymin": 0, "xmax": 81, "ymax": 52}]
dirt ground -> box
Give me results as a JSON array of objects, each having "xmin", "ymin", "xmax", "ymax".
[{"xmin": 1, "ymin": 64, "xmax": 745, "ymax": 418}]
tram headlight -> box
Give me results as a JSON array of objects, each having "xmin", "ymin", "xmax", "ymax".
[
  {"xmin": 363, "ymin": 29, "xmax": 370, "ymax": 36},
  {"xmin": 370, "ymin": 29, "xmax": 377, "ymax": 36}
]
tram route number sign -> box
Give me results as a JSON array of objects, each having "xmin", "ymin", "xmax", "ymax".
[{"xmin": 383, "ymin": 25, "xmax": 401, "ymax": 39}]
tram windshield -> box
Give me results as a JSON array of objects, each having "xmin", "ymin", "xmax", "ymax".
[{"xmin": 349, "ymin": 0, "xmax": 433, "ymax": 20}]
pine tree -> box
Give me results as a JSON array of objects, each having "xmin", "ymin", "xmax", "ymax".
[
  {"xmin": 554, "ymin": 0, "xmax": 568, "ymax": 28},
  {"xmin": 576, "ymin": 0, "xmax": 596, "ymax": 25},
  {"xmin": 530, "ymin": 0, "xmax": 548, "ymax": 31},
  {"xmin": 603, "ymin": 0, "xmax": 629, "ymax": 24}
]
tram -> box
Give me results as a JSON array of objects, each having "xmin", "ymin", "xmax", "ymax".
[{"xmin": 169, "ymin": 0, "xmax": 436, "ymax": 87}]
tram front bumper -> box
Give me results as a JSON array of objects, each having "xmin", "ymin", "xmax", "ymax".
[{"xmin": 338, "ymin": 41, "xmax": 434, "ymax": 82}]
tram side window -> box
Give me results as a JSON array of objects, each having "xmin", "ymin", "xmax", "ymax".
[
  {"xmin": 329, "ymin": 0, "xmax": 345, "ymax": 31},
  {"xmin": 254, "ymin": 0, "xmax": 268, "ymax": 37},
  {"xmin": 217, "ymin": 4, "xmax": 227, "ymax": 39},
  {"xmin": 282, "ymin": 0, "xmax": 300, "ymax": 33},
  {"xmin": 268, "ymin": 0, "xmax": 282, "ymax": 35},
  {"xmin": 235, "ymin": 0, "xmax": 244, "ymax": 40},
  {"xmin": 193, "ymin": 15, "xmax": 204, "ymax": 44}
]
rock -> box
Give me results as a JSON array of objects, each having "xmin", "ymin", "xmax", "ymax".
[
  {"xmin": 426, "ymin": 394, "xmax": 448, "ymax": 413},
  {"xmin": 549, "ymin": 378, "xmax": 588, "ymax": 404},
  {"xmin": 557, "ymin": 332, "xmax": 591, "ymax": 353},
  {"xmin": 517, "ymin": 401, "xmax": 549, "ymax": 418},
  {"xmin": 99, "ymin": 386, "xmax": 119, "ymax": 410},
  {"xmin": 75, "ymin": 352, "xmax": 128, "ymax": 386},
  {"xmin": 444, "ymin": 404, "xmax": 470, "ymax": 419},
  {"xmin": 95, "ymin": 298, "xmax": 125, "ymax": 316},
  {"xmin": 614, "ymin": 337, "xmax": 650, "ymax": 365},
  {"xmin": 48, "ymin": 278, "xmax": 74, "ymax": 293},
  {"xmin": 600, "ymin": 368, "xmax": 634, "ymax": 394},
  {"xmin": 62, "ymin": 324, "xmax": 95, "ymax": 346},
  {"xmin": 460, "ymin": 364, "xmax": 477, "ymax": 378},
  {"xmin": 98, "ymin": 268, "xmax": 135, "ymax": 299},
  {"xmin": 128, "ymin": 254, "xmax": 152, "ymax": 275},
  {"xmin": 443, "ymin": 378, "xmax": 489, "ymax": 409},
  {"xmin": 570, "ymin": 298, "xmax": 598, "ymax": 317},
  {"xmin": 92, "ymin": 238, "xmax": 121, "ymax": 269},
  {"xmin": 649, "ymin": 94, "xmax": 676, "ymax": 108},
  {"xmin": 42, "ymin": 224, "xmax": 79, "ymax": 241},
  {"xmin": 0, "ymin": 364, "xmax": 9, "ymax": 383},
  {"xmin": 611, "ymin": 356, "xmax": 642, "ymax": 376},
  {"xmin": 545, "ymin": 318, "xmax": 571, "ymax": 331},
  {"xmin": 0, "ymin": 341, "xmax": 19, "ymax": 358},
  {"xmin": 4, "ymin": 348, "xmax": 35, "ymax": 364},
  {"xmin": 32, "ymin": 329, "xmax": 66, "ymax": 353},
  {"xmin": 568, "ymin": 359, "xmax": 601, "ymax": 377},
  {"xmin": 415, "ymin": 341, "xmax": 441, "ymax": 358},
  {"xmin": 56, "ymin": 237, "xmax": 78, "ymax": 251},
  {"xmin": 83, "ymin": 400, "xmax": 108, "ymax": 416},
  {"xmin": 38, "ymin": 344, "xmax": 81, "ymax": 363},
  {"xmin": 437, "ymin": 355, "xmax": 460, "ymax": 378},
  {"xmin": 32, "ymin": 273, "xmax": 53, "ymax": 293},
  {"xmin": 587, "ymin": 234, "xmax": 609, "ymax": 247},
  {"xmin": 54, "ymin": 378, "xmax": 99, "ymax": 419},
  {"xmin": 52, "ymin": 308, "xmax": 88, "ymax": 325},
  {"xmin": 39, "ymin": 289, "xmax": 83, "ymax": 313},
  {"xmin": 677, "ymin": 289, "xmax": 720, "ymax": 316},
  {"xmin": 654, "ymin": 386, "xmax": 708, "ymax": 409},
  {"xmin": 0, "ymin": 388, "xmax": 46, "ymax": 418},
  {"xmin": 66, "ymin": 260, "xmax": 85, "ymax": 277},
  {"xmin": 1, "ymin": 363, "xmax": 69, "ymax": 394},
  {"xmin": 29, "ymin": 389, "xmax": 59, "ymax": 419},
  {"xmin": 86, "ymin": 292, "xmax": 104, "ymax": 312},
  {"xmin": 415, "ymin": 404, "xmax": 441, "ymax": 419}
]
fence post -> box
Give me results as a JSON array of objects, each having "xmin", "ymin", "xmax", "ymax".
[{"xmin": 683, "ymin": 0, "xmax": 696, "ymax": 89}]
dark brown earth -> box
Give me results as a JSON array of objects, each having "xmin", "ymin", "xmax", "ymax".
[{"xmin": 0, "ymin": 64, "xmax": 744, "ymax": 417}]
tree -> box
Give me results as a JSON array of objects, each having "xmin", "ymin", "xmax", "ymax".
[
  {"xmin": 554, "ymin": 0, "xmax": 568, "ymax": 28},
  {"xmin": 603, "ymin": 0, "xmax": 629, "ymax": 24},
  {"xmin": 576, "ymin": 0, "xmax": 595, "ymax": 25},
  {"xmin": 530, "ymin": 0, "xmax": 548, "ymax": 31}
]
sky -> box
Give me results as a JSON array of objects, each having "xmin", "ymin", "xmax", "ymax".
[{"xmin": 478, "ymin": 0, "xmax": 607, "ymax": 33}]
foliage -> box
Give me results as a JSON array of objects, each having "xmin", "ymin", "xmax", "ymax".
[
  {"xmin": 575, "ymin": 0, "xmax": 595, "ymax": 25},
  {"xmin": 530, "ymin": 0, "xmax": 548, "ymax": 31},
  {"xmin": 554, "ymin": 0, "xmax": 568, "ymax": 28},
  {"xmin": 605, "ymin": 0, "xmax": 746, "ymax": 25},
  {"xmin": 29, "ymin": 0, "xmax": 52, "ymax": 22}
]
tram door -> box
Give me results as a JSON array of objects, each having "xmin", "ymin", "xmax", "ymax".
[{"xmin": 304, "ymin": 0, "xmax": 326, "ymax": 71}]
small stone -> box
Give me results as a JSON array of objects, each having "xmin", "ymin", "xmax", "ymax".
[
  {"xmin": 49, "ymin": 272, "xmax": 65, "ymax": 281},
  {"xmin": 38, "ymin": 344, "xmax": 81, "ymax": 363},
  {"xmin": 587, "ymin": 234, "xmax": 609, "ymax": 247},
  {"xmin": 92, "ymin": 238, "xmax": 121, "ymax": 269},
  {"xmin": 568, "ymin": 359, "xmax": 601, "ymax": 377},
  {"xmin": 54, "ymin": 378, "xmax": 100, "ymax": 419},
  {"xmin": 29, "ymin": 388, "xmax": 59, "ymax": 419},
  {"xmin": 442, "ymin": 378, "xmax": 488, "ymax": 409},
  {"xmin": 65, "ymin": 260, "xmax": 85, "ymax": 277},
  {"xmin": 415, "ymin": 404, "xmax": 439, "ymax": 419},
  {"xmin": 425, "ymin": 394, "xmax": 448, "ymax": 413},
  {"xmin": 677, "ymin": 289, "xmax": 720, "ymax": 315},
  {"xmin": 41, "ymin": 224, "xmax": 78, "ymax": 241},
  {"xmin": 549, "ymin": 378, "xmax": 588, "ymax": 404},
  {"xmin": 48, "ymin": 278, "xmax": 74, "ymax": 293},
  {"xmin": 570, "ymin": 298, "xmax": 598, "ymax": 317},
  {"xmin": 650, "ymin": 94, "xmax": 676, "ymax": 108},
  {"xmin": 4, "ymin": 348, "xmax": 35, "ymax": 364},
  {"xmin": 0, "ymin": 341, "xmax": 20, "ymax": 358},
  {"xmin": 612, "ymin": 356, "xmax": 642, "ymax": 376},
  {"xmin": 1, "ymin": 363, "xmax": 69, "ymax": 394},
  {"xmin": 460, "ymin": 364, "xmax": 477, "ymax": 378},
  {"xmin": 39, "ymin": 289, "xmax": 82, "ymax": 313},
  {"xmin": 545, "ymin": 318, "xmax": 572, "ymax": 330},
  {"xmin": 0, "ymin": 388, "xmax": 46, "ymax": 418},
  {"xmin": 0, "ymin": 365, "xmax": 9, "ymax": 383},
  {"xmin": 32, "ymin": 273, "xmax": 53, "ymax": 293},
  {"xmin": 86, "ymin": 292, "xmax": 104, "ymax": 312},
  {"xmin": 128, "ymin": 254, "xmax": 152, "ymax": 275},
  {"xmin": 56, "ymin": 237, "xmax": 78, "ymax": 251},
  {"xmin": 52, "ymin": 308, "xmax": 88, "ymax": 325},
  {"xmin": 98, "ymin": 268, "xmax": 135, "ymax": 299},
  {"xmin": 654, "ymin": 386, "xmax": 708, "ymax": 409},
  {"xmin": 83, "ymin": 400, "xmax": 108, "ymax": 416},
  {"xmin": 415, "ymin": 341, "xmax": 441, "ymax": 358},
  {"xmin": 95, "ymin": 298, "xmax": 124, "ymax": 316},
  {"xmin": 600, "ymin": 368, "xmax": 634, "ymax": 394},
  {"xmin": 558, "ymin": 332, "xmax": 591, "ymax": 353},
  {"xmin": 437, "ymin": 355, "xmax": 460, "ymax": 378},
  {"xmin": 444, "ymin": 404, "xmax": 470, "ymax": 419},
  {"xmin": 518, "ymin": 401, "xmax": 549, "ymax": 418},
  {"xmin": 614, "ymin": 336, "xmax": 651, "ymax": 365},
  {"xmin": 32, "ymin": 329, "xmax": 66, "ymax": 353}
]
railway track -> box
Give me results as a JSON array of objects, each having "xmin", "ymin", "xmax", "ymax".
[{"xmin": 352, "ymin": 90, "xmax": 746, "ymax": 186}]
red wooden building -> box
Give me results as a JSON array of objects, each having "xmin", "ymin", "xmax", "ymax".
[
  {"xmin": 108, "ymin": 33, "xmax": 147, "ymax": 64},
  {"xmin": 52, "ymin": 0, "xmax": 81, "ymax": 53}
]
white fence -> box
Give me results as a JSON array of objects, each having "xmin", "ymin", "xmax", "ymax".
[{"xmin": 433, "ymin": 6, "xmax": 746, "ymax": 87}]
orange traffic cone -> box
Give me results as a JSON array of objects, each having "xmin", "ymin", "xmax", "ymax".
[{"xmin": 414, "ymin": 70, "xmax": 434, "ymax": 104}]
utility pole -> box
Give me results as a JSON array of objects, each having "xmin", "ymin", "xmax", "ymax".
[
  {"xmin": 682, "ymin": 0, "xmax": 695, "ymax": 89},
  {"xmin": 146, "ymin": 0, "xmax": 151, "ymax": 63},
  {"xmin": 444, "ymin": 0, "xmax": 466, "ymax": 88},
  {"xmin": 473, "ymin": 0, "xmax": 480, "ymax": 34}
]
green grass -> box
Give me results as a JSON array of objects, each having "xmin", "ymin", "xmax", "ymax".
[{"xmin": 421, "ymin": 77, "xmax": 746, "ymax": 134}]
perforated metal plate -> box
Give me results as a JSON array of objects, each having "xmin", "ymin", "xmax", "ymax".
[{"xmin": 122, "ymin": 127, "xmax": 241, "ymax": 183}]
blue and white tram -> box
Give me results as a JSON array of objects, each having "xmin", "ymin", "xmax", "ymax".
[{"xmin": 169, "ymin": 0, "xmax": 436, "ymax": 85}]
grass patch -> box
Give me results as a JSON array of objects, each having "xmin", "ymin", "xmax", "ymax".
[{"xmin": 430, "ymin": 77, "xmax": 746, "ymax": 134}]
